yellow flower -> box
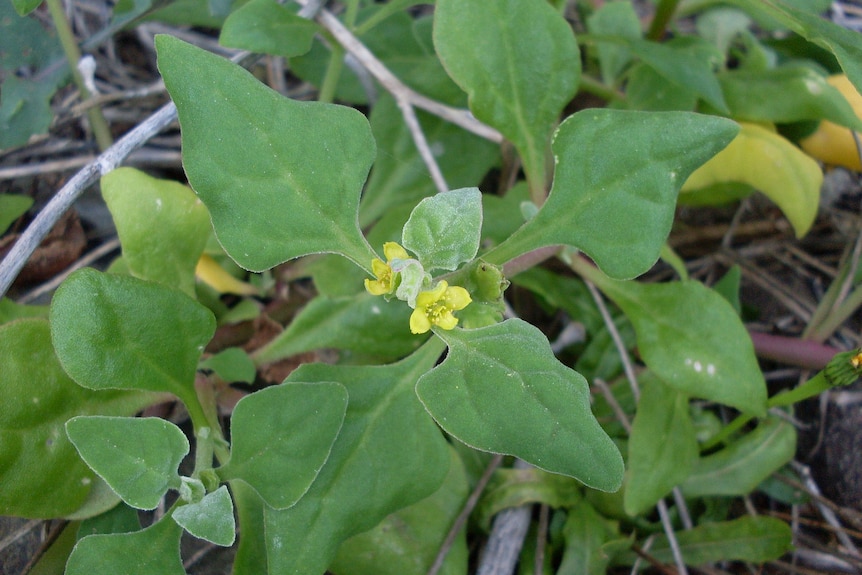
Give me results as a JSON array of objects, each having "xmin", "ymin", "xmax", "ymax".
[
  {"xmin": 365, "ymin": 242, "xmax": 409, "ymax": 296},
  {"xmin": 410, "ymin": 280, "xmax": 472, "ymax": 334}
]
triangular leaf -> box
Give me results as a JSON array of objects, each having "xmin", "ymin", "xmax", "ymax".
[
  {"xmin": 682, "ymin": 123, "xmax": 822, "ymax": 237},
  {"xmin": 66, "ymin": 517, "xmax": 185, "ymax": 575},
  {"xmin": 417, "ymin": 319, "xmax": 624, "ymax": 491},
  {"xmin": 219, "ymin": 0, "xmax": 318, "ymax": 58},
  {"xmin": 218, "ymin": 382, "xmax": 347, "ymax": 509},
  {"xmin": 485, "ymin": 110, "xmax": 739, "ymax": 279},
  {"xmin": 101, "ymin": 167, "xmax": 211, "ymax": 296},
  {"xmin": 155, "ymin": 35, "xmax": 377, "ymax": 271},
  {"xmin": 172, "ymin": 485, "xmax": 236, "ymax": 546},
  {"xmin": 264, "ymin": 341, "xmax": 450, "ymax": 574},
  {"xmin": 402, "ymin": 187, "xmax": 482, "ymax": 271},
  {"xmin": 50, "ymin": 268, "xmax": 215, "ymax": 413},
  {"xmin": 66, "ymin": 416, "xmax": 188, "ymax": 510},
  {"xmin": 434, "ymin": 0, "xmax": 579, "ymax": 190},
  {"xmin": 589, "ymin": 275, "xmax": 768, "ymax": 415}
]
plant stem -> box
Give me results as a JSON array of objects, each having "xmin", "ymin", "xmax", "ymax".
[
  {"xmin": 45, "ymin": 0, "xmax": 113, "ymax": 151},
  {"xmin": 318, "ymin": 41, "xmax": 346, "ymax": 104},
  {"xmin": 578, "ymin": 74, "xmax": 626, "ymax": 104},
  {"xmin": 646, "ymin": 0, "xmax": 682, "ymax": 41},
  {"xmin": 701, "ymin": 349, "xmax": 862, "ymax": 450}
]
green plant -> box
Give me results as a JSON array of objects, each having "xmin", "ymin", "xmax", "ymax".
[{"xmin": 3, "ymin": 0, "xmax": 862, "ymax": 574}]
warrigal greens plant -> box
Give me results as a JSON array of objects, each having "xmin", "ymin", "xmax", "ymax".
[{"xmin": 4, "ymin": 0, "xmax": 862, "ymax": 573}]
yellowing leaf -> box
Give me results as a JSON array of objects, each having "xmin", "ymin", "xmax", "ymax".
[
  {"xmin": 195, "ymin": 254, "xmax": 258, "ymax": 296},
  {"xmin": 682, "ymin": 122, "xmax": 822, "ymax": 238},
  {"xmin": 800, "ymin": 74, "xmax": 862, "ymax": 171}
]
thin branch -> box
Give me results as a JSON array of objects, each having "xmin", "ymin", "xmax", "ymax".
[
  {"xmin": 294, "ymin": 0, "xmax": 502, "ymax": 144},
  {"xmin": 427, "ymin": 454, "xmax": 503, "ymax": 575},
  {"xmin": 791, "ymin": 462, "xmax": 862, "ymax": 558},
  {"xmin": 476, "ymin": 459, "xmax": 533, "ymax": 575},
  {"xmin": 396, "ymin": 97, "xmax": 449, "ymax": 194},
  {"xmin": 0, "ymin": 101, "xmax": 176, "ymax": 298}
]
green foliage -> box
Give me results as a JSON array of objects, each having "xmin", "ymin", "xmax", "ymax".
[
  {"xmin": 484, "ymin": 110, "xmax": 739, "ymax": 279},
  {"xmin": 434, "ymin": 0, "xmax": 579, "ymax": 193},
  {"xmin": 218, "ymin": 382, "xmax": 348, "ymax": 509},
  {"xmin": 1, "ymin": 0, "xmax": 67, "ymax": 146},
  {"xmin": 156, "ymin": 34, "xmax": 377, "ymax": 271},
  {"xmin": 219, "ymin": 0, "xmax": 318, "ymax": 57},
  {"xmin": 6, "ymin": 0, "xmax": 862, "ymax": 572},
  {"xmin": 65, "ymin": 416, "xmax": 189, "ymax": 510},
  {"xmin": 50, "ymin": 268, "xmax": 215, "ymax": 424},
  {"xmin": 402, "ymin": 187, "xmax": 482, "ymax": 272},
  {"xmin": 101, "ymin": 168, "xmax": 211, "ymax": 296},
  {"xmin": 0, "ymin": 193, "xmax": 33, "ymax": 233},
  {"xmin": 419, "ymin": 319, "xmax": 623, "ymax": 491},
  {"xmin": 0, "ymin": 320, "xmax": 153, "ymax": 518}
]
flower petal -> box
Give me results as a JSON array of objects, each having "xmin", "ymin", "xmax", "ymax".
[
  {"xmin": 383, "ymin": 242, "xmax": 409, "ymax": 261},
  {"xmin": 365, "ymin": 278, "xmax": 388, "ymax": 296},
  {"xmin": 435, "ymin": 311, "xmax": 459, "ymax": 330},
  {"xmin": 410, "ymin": 309, "xmax": 432, "ymax": 334},
  {"xmin": 444, "ymin": 286, "xmax": 472, "ymax": 310}
]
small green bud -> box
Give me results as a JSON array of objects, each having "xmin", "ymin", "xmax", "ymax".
[
  {"xmin": 199, "ymin": 469, "xmax": 221, "ymax": 493},
  {"xmin": 825, "ymin": 348, "xmax": 862, "ymax": 388},
  {"xmin": 179, "ymin": 476, "xmax": 206, "ymax": 503},
  {"xmin": 471, "ymin": 261, "xmax": 509, "ymax": 303}
]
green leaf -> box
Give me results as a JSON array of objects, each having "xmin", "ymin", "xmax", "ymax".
[
  {"xmin": 230, "ymin": 481, "xmax": 268, "ymax": 574},
  {"xmin": 66, "ymin": 416, "xmax": 188, "ymax": 510},
  {"xmin": 434, "ymin": 0, "xmax": 580, "ymax": 191},
  {"xmin": 218, "ymin": 382, "xmax": 348, "ymax": 509},
  {"xmin": 402, "ymin": 188, "xmax": 482, "ymax": 272},
  {"xmin": 265, "ymin": 340, "xmax": 451, "ymax": 574},
  {"xmin": 418, "ymin": 319, "xmax": 623, "ymax": 491},
  {"xmin": 155, "ymin": 35, "xmax": 377, "ymax": 272},
  {"xmin": 65, "ymin": 517, "xmax": 185, "ymax": 575},
  {"xmin": 624, "ymin": 374, "xmax": 698, "ymax": 516},
  {"xmin": 10, "ymin": 0, "xmax": 43, "ymax": 15},
  {"xmin": 625, "ymin": 62, "xmax": 699, "ymax": 112},
  {"xmin": 626, "ymin": 37, "xmax": 728, "ymax": 113},
  {"xmin": 199, "ymin": 347, "xmax": 255, "ymax": 383},
  {"xmin": 0, "ymin": 297, "xmax": 48, "ymax": 324},
  {"xmin": 219, "ymin": 0, "xmax": 318, "ymax": 58},
  {"xmin": 592, "ymin": 276, "xmax": 767, "ymax": 414},
  {"xmin": 586, "ymin": 0, "xmax": 642, "ymax": 86},
  {"xmin": 101, "ymin": 167, "xmax": 211, "ymax": 296},
  {"xmin": 680, "ymin": 416, "xmax": 796, "ymax": 498},
  {"xmin": 485, "ymin": 110, "xmax": 739, "ymax": 279},
  {"xmin": 172, "ymin": 485, "xmax": 236, "ymax": 546},
  {"xmin": 613, "ymin": 516, "xmax": 792, "ymax": 566},
  {"xmin": 253, "ymin": 292, "xmax": 425, "ymax": 365},
  {"xmin": 712, "ymin": 265, "xmax": 742, "ymax": 314},
  {"xmin": 1, "ymin": 0, "xmax": 67, "ymax": 143},
  {"xmin": 291, "ymin": 11, "xmax": 466, "ymax": 107},
  {"xmin": 476, "ymin": 467, "xmax": 581, "ymax": 530},
  {"xmin": 558, "ymin": 499, "xmax": 623, "ymax": 575},
  {"xmin": 359, "ymin": 94, "xmax": 499, "ymax": 226},
  {"xmin": 0, "ymin": 319, "xmax": 153, "ymax": 519},
  {"xmin": 719, "ymin": 65, "xmax": 862, "ymax": 130},
  {"xmin": 330, "ymin": 448, "xmax": 470, "ymax": 575},
  {"xmin": 735, "ymin": 0, "xmax": 862, "ymax": 95},
  {"xmin": 78, "ymin": 502, "xmax": 142, "ymax": 538},
  {"xmin": 50, "ymin": 269, "xmax": 215, "ymax": 413},
  {"xmin": 682, "ymin": 123, "xmax": 822, "ymax": 238},
  {"xmin": 0, "ymin": 193, "xmax": 33, "ymax": 233}
]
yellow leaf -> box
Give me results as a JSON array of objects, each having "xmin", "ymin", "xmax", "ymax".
[
  {"xmin": 682, "ymin": 122, "xmax": 822, "ymax": 238},
  {"xmin": 195, "ymin": 254, "xmax": 259, "ymax": 296},
  {"xmin": 800, "ymin": 74, "xmax": 862, "ymax": 171}
]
